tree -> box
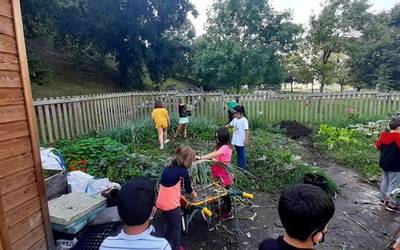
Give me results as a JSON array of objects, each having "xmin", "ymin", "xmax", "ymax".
[
  {"xmin": 308, "ymin": 0, "xmax": 370, "ymax": 92},
  {"xmin": 192, "ymin": 0, "xmax": 302, "ymax": 92},
  {"xmin": 349, "ymin": 4, "xmax": 400, "ymax": 90},
  {"xmin": 284, "ymin": 52, "xmax": 314, "ymax": 92},
  {"xmin": 53, "ymin": 0, "xmax": 196, "ymax": 88}
]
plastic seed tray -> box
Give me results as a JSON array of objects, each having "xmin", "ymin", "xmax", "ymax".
[{"xmin": 48, "ymin": 192, "xmax": 106, "ymax": 234}]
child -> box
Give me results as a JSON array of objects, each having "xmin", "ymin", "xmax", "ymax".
[
  {"xmin": 198, "ymin": 127, "xmax": 234, "ymax": 220},
  {"xmin": 227, "ymin": 105, "xmax": 249, "ymax": 170},
  {"xmin": 173, "ymin": 99, "xmax": 189, "ymax": 139},
  {"xmin": 151, "ymin": 100, "xmax": 170, "ymax": 149},
  {"xmin": 100, "ymin": 177, "xmax": 171, "ymax": 250},
  {"xmin": 156, "ymin": 146, "xmax": 197, "ymax": 250},
  {"xmin": 224, "ymin": 97, "xmax": 239, "ymax": 124},
  {"xmin": 375, "ymin": 118, "xmax": 400, "ymax": 211},
  {"xmin": 198, "ymin": 127, "xmax": 233, "ymax": 187},
  {"xmin": 259, "ymin": 184, "xmax": 335, "ymax": 250}
]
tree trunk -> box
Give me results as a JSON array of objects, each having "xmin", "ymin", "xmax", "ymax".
[
  {"xmin": 340, "ymin": 84, "xmax": 345, "ymax": 92},
  {"xmin": 311, "ymin": 81, "xmax": 314, "ymax": 93},
  {"xmin": 320, "ymin": 83, "xmax": 324, "ymax": 93},
  {"xmin": 290, "ymin": 81, "xmax": 293, "ymax": 93}
]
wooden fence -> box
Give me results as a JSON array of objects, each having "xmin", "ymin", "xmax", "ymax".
[{"xmin": 33, "ymin": 91, "xmax": 400, "ymax": 143}]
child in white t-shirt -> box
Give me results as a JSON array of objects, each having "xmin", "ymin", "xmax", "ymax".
[{"xmin": 227, "ymin": 105, "xmax": 249, "ymax": 170}]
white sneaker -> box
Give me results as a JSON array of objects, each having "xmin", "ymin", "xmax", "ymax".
[
  {"xmin": 164, "ymin": 139, "xmax": 170, "ymax": 144},
  {"xmin": 160, "ymin": 145, "xmax": 164, "ymax": 150}
]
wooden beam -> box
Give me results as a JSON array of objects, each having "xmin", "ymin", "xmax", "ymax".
[{"xmin": 11, "ymin": 0, "xmax": 53, "ymax": 248}]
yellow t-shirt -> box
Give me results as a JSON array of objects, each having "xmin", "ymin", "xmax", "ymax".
[{"xmin": 151, "ymin": 108, "xmax": 169, "ymax": 128}]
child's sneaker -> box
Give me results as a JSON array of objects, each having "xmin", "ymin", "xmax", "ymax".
[
  {"xmin": 220, "ymin": 212, "xmax": 234, "ymax": 221},
  {"xmin": 386, "ymin": 201, "xmax": 400, "ymax": 213},
  {"xmin": 164, "ymin": 139, "xmax": 170, "ymax": 144}
]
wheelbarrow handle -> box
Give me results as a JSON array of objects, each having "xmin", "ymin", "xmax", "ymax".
[
  {"xmin": 229, "ymin": 190, "xmax": 255, "ymax": 199},
  {"xmin": 191, "ymin": 206, "xmax": 213, "ymax": 218}
]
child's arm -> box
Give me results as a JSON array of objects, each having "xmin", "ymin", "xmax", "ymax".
[
  {"xmin": 183, "ymin": 169, "xmax": 196, "ymax": 197},
  {"xmin": 244, "ymin": 119, "xmax": 249, "ymax": 145},
  {"xmin": 226, "ymin": 119, "xmax": 234, "ymax": 128},
  {"xmin": 244, "ymin": 129, "xmax": 249, "ymax": 145},
  {"xmin": 200, "ymin": 150, "xmax": 222, "ymax": 161}
]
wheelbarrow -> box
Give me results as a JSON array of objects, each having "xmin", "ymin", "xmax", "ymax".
[{"xmin": 181, "ymin": 159, "xmax": 254, "ymax": 233}]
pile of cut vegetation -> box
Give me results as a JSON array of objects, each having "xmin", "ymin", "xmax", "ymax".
[{"xmin": 279, "ymin": 120, "xmax": 313, "ymax": 139}]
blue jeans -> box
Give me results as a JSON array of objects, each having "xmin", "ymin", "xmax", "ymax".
[{"xmin": 235, "ymin": 145, "xmax": 247, "ymax": 170}]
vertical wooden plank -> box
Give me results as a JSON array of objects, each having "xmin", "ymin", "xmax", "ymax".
[
  {"xmin": 12, "ymin": 0, "xmax": 54, "ymax": 246},
  {"xmin": 43, "ymin": 98, "xmax": 54, "ymax": 143},
  {"xmin": 88, "ymin": 99, "xmax": 95, "ymax": 132},
  {"xmin": 82, "ymin": 98, "xmax": 89, "ymax": 132},
  {"xmin": 49, "ymin": 97, "xmax": 60, "ymax": 141},
  {"xmin": 56, "ymin": 102, "xmax": 65, "ymax": 140},
  {"xmin": 368, "ymin": 94, "xmax": 374, "ymax": 117},
  {"xmin": 36, "ymin": 105, "xmax": 47, "ymax": 144},
  {"xmin": 73, "ymin": 101, "xmax": 80, "ymax": 136},
  {"xmin": 62, "ymin": 101, "xmax": 70, "ymax": 139},
  {"xmin": 67, "ymin": 101, "xmax": 75, "ymax": 137}
]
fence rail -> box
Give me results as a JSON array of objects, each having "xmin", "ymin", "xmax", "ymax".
[{"xmin": 33, "ymin": 91, "xmax": 400, "ymax": 143}]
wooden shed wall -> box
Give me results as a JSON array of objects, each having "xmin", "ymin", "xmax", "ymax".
[{"xmin": 0, "ymin": 0, "xmax": 52, "ymax": 249}]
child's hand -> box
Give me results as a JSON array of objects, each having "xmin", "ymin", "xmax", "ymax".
[{"xmin": 191, "ymin": 191, "xmax": 197, "ymax": 198}]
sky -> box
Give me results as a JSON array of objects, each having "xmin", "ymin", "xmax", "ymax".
[{"xmin": 188, "ymin": 0, "xmax": 399, "ymax": 36}]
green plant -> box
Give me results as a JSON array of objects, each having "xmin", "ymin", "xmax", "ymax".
[
  {"xmin": 316, "ymin": 124, "xmax": 381, "ymax": 182},
  {"xmin": 56, "ymin": 137, "xmax": 128, "ymax": 173}
]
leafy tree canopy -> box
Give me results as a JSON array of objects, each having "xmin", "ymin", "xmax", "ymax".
[{"xmin": 193, "ymin": 0, "xmax": 302, "ymax": 91}]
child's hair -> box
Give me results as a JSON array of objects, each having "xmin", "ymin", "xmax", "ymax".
[
  {"xmin": 216, "ymin": 127, "xmax": 230, "ymax": 149},
  {"xmin": 154, "ymin": 100, "xmax": 164, "ymax": 109},
  {"xmin": 389, "ymin": 118, "xmax": 400, "ymax": 130},
  {"xmin": 117, "ymin": 177, "xmax": 156, "ymax": 226},
  {"xmin": 171, "ymin": 146, "xmax": 196, "ymax": 168},
  {"xmin": 278, "ymin": 184, "xmax": 335, "ymax": 242},
  {"xmin": 233, "ymin": 105, "xmax": 246, "ymax": 117}
]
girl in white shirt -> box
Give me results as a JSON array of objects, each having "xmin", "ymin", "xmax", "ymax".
[{"xmin": 227, "ymin": 105, "xmax": 249, "ymax": 170}]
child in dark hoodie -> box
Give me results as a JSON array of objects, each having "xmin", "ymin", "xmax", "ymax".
[{"xmin": 375, "ymin": 118, "xmax": 400, "ymax": 212}]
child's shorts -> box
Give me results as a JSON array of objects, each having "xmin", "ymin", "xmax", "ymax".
[
  {"xmin": 178, "ymin": 117, "xmax": 189, "ymax": 124},
  {"xmin": 155, "ymin": 122, "xmax": 168, "ymax": 129}
]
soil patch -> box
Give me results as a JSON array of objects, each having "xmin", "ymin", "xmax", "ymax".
[{"xmin": 279, "ymin": 121, "xmax": 312, "ymax": 139}]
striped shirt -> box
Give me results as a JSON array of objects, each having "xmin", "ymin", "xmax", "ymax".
[{"xmin": 100, "ymin": 225, "xmax": 171, "ymax": 250}]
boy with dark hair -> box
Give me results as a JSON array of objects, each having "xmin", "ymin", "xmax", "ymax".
[
  {"xmin": 100, "ymin": 177, "xmax": 171, "ymax": 250},
  {"xmin": 376, "ymin": 118, "xmax": 400, "ymax": 212},
  {"xmin": 259, "ymin": 184, "xmax": 335, "ymax": 250}
]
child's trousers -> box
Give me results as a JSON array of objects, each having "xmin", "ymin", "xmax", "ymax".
[
  {"xmin": 381, "ymin": 171, "xmax": 400, "ymax": 198},
  {"xmin": 162, "ymin": 207, "xmax": 181, "ymax": 250},
  {"xmin": 235, "ymin": 145, "xmax": 247, "ymax": 170}
]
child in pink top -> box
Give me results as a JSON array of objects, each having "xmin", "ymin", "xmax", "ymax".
[
  {"xmin": 198, "ymin": 127, "xmax": 233, "ymax": 186},
  {"xmin": 198, "ymin": 127, "xmax": 234, "ymax": 220}
]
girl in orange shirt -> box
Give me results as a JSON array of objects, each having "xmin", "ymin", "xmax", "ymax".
[
  {"xmin": 156, "ymin": 146, "xmax": 197, "ymax": 250},
  {"xmin": 151, "ymin": 100, "xmax": 170, "ymax": 149}
]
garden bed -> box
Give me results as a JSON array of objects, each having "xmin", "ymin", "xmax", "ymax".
[{"xmin": 48, "ymin": 117, "xmax": 399, "ymax": 249}]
